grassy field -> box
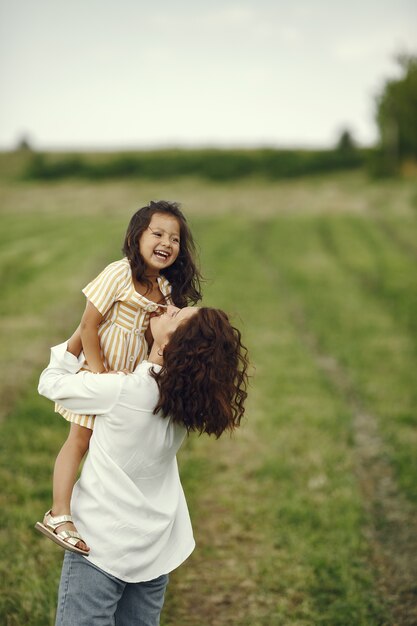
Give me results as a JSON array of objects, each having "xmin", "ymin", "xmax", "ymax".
[{"xmin": 0, "ymin": 171, "xmax": 416, "ymax": 625}]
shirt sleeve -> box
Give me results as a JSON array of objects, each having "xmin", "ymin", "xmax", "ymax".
[
  {"xmin": 82, "ymin": 260, "xmax": 128, "ymax": 316},
  {"xmin": 38, "ymin": 342, "xmax": 125, "ymax": 415}
]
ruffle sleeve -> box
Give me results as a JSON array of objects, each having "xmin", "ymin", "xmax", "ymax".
[{"xmin": 82, "ymin": 259, "xmax": 131, "ymax": 317}]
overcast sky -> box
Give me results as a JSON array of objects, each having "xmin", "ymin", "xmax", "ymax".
[{"xmin": 0, "ymin": 0, "xmax": 415, "ymax": 150}]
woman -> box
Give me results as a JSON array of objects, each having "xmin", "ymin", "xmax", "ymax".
[{"xmin": 37, "ymin": 305, "xmax": 248, "ymax": 626}]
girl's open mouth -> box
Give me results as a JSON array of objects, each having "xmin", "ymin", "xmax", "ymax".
[
  {"xmin": 154, "ymin": 250, "xmax": 171, "ymax": 261},
  {"xmin": 153, "ymin": 250, "xmax": 170, "ymax": 261}
]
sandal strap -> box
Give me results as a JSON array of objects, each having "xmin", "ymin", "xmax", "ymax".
[
  {"xmin": 44, "ymin": 509, "xmax": 74, "ymax": 530},
  {"xmin": 57, "ymin": 530, "xmax": 83, "ymax": 540},
  {"xmin": 56, "ymin": 530, "xmax": 84, "ymax": 548}
]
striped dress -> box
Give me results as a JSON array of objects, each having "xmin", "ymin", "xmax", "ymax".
[{"xmin": 56, "ymin": 257, "xmax": 173, "ymax": 429}]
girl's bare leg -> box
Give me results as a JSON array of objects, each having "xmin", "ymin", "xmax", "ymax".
[{"xmin": 51, "ymin": 422, "xmax": 92, "ymax": 551}]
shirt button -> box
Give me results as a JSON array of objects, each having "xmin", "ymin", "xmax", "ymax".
[
  {"xmin": 146, "ymin": 303, "xmax": 158, "ymax": 312},
  {"xmin": 134, "ymin": 329, "xmax": 140, "ymax": 335},
  {"xmin": 129, "ymin": 356, "xmax": 134, "ymax": 362}
]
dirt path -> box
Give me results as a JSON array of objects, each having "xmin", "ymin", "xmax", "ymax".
[
  {"xmin": 308, "ymin": 344, "xmax": 417, "ymax": 625},
  {"xmin": 274, "ymin": 274, "xmax": 417, "ymax": 626},
  {"xmin": 245, "ymin": 212, "xmax": 417, "ymax": 623}
]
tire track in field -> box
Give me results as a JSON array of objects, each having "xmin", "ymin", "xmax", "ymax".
[
  {"xmin": 316, "ymin": 219, "xmax": 417, "ymax": 356},
  {"xmin": 254, "ymin": 220, "xmax": 417, "ymax": 626},
  {"xmin": 371, "ymin": 213, "xmax": 417, "ymax": 264}
]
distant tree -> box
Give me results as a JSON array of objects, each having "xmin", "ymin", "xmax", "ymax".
[
  {"xmin": 336, "ymin": 129, "xmax": 356, "ymax": 153},
  {"xmin": 16, "ymin": 134, "xmax": 32, "ymax": 152},
  {"xmin": 375, "ymin": 54, "xmax": 417, "ymax": 167}
]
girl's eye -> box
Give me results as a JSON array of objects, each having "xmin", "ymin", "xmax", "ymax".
[
  {"xmin": 172, "ymin": 238, "xmax": 180, "ymax": 244},
  {"xmin": 153, "ymin": 232, "xmax": 162, "ymax": 237}
]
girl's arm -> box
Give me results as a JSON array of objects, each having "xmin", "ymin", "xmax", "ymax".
[
  {"xmin": 80, "ymin": 301, "xmax": 106, "ymax": 373},
  {"xmin": 67, "ymin": 324, "xmax": 83, "ymax": 357}
]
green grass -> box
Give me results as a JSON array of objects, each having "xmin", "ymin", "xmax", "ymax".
[
  {"xmin": 261, "ymin": 215, "xmax": 417, "ymax": 502},
  {"xmin": 1, "ymin": 172, "xmax": 416, "ymax": 625}
]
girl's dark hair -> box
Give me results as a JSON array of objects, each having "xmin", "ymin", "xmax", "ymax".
[
  {"xmin": 151, "ymin": 308, "xmax": 249, "ymax": 438},
  {"xmin": 122, "ymin": 200, "xmax": 202, "ymax": 307}
]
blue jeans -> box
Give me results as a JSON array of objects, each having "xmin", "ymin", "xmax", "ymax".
[{"xmin": 55, "ymin": 552, "xmax": 169, "ymax": 626}]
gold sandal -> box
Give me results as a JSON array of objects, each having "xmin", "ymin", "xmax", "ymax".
[{"xmin": 35, "ymin": 510, "xmax": 89, "ymax": 556}]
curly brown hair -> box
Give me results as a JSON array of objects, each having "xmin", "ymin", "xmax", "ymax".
[
  {"xmin": 151, "ymin": 308, "xmax": 249, "ymax": 438},
  {"xmin": 122, "ymin": 200, "xmax": 202, "ymax": 307}
]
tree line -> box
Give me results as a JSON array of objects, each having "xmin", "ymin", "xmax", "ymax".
[
  {"xmin": 17, "ymin": 54, "xmax": 417, "ymax": 181},
  {"xmin": 373, "ymin": 54, "xmax": 417, "ymax": 175}
]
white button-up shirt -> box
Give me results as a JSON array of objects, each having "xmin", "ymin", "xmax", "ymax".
[{"xmin": 38, "ymin": 342, "xmax": 195, "ymax": 582}]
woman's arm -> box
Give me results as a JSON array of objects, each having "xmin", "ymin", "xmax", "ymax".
[
  {"xmin": 80, "ymin": 301, "xmax": 106, "ymax": 373},
  {"xmin": 38, "ymin": 342, "xmax": 124, "ymax": 415}
]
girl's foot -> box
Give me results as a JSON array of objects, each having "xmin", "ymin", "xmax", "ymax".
[
  {"xmin": 49, "ymin": 513, "xmax": 90, "ymax": 552},
  {"xmin": 35, "ymin": 510, "xmax": 90, "ymax": 555}
]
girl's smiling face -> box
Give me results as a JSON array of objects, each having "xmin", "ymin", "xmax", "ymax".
[{"xmin": 138, "ymin": 213, "xmax": 180, "ymax": 272}]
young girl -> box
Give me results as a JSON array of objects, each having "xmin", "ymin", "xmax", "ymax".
[{"xmin": 36, "ymin": 200, "xmax": 202, "ymax": 555}]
